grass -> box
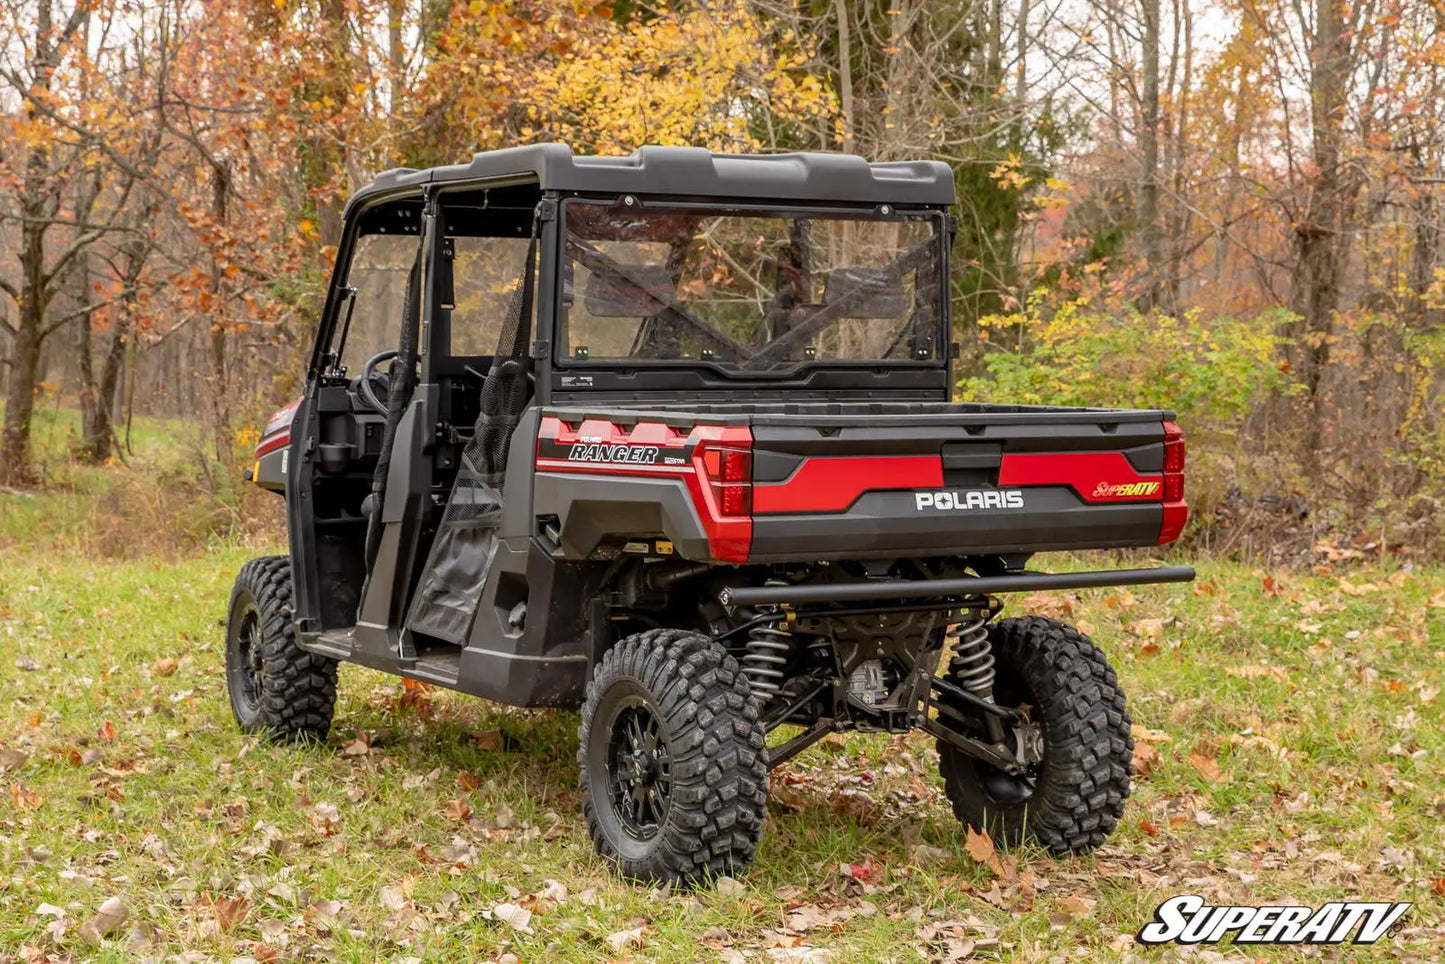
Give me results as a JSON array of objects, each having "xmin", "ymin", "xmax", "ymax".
[
  {"xmin": 1, "ymin": 544, "xmax": 1442, "ymax": 962},
  {"xmin": 0, "ymin": 404, "xmax": 278, "ymax": 556}
]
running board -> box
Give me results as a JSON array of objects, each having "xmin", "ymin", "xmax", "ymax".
[{"xmin": 719, "ymin": 565, "xmax": 1195, "ymax": 610}]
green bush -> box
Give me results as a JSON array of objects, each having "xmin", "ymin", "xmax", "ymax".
[{"xmin": 958, "ymin": 303, "xmax": 1298, "ymax": 425}]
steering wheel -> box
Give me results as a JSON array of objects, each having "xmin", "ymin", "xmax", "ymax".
[{"xmin": 354, "ymin": 349, "xmax": 400, "ymax": 415}]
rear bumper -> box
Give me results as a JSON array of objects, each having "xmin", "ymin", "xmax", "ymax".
[{"xmin": 720, "ymin": 565, "xmax": 1196, "ymax": 609}]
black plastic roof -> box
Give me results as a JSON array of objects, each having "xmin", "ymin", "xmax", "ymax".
[{"xmin": 344, "ymin": 143, "xmax": 956, "ymax": 216}]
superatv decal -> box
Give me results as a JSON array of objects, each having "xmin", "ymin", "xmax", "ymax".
[
  {"xmin": 566, "ymin": 442, "xmax": 662, "ymax": 464},
  {"xmin": 998, "ymin": 451, "xmax": 1165, "ymax": 503},
  {"xmin": 1136, "ymin": 895, "xmax": 1410, "ymax": 946},
  {"xmin": 1093, "ymin": 480, "xmax": 1162, "ymax": 499},
  {"xmin": 915, "ymin": 490, "xmax": 1024, "ymax": 511}
]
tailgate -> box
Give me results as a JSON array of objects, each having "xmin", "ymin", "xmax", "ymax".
[{"xmin": 745, "ymin": 405, "xmax": 1184, "ymax": 562}]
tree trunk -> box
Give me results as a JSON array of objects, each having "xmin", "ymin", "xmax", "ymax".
[
  {"xmin": 1293, "ymin": 0, "xmax": 1350, "ymax": 458},
  {"xmin": 1137, "ymin": 0, "xmax": 1161, "ymax": 312},
  {"xmin": 0, "ymin": 296, "xmax": 42, "ymax": 486}
]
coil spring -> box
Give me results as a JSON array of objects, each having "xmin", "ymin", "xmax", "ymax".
[
  {"xmin": 742, "ymin": 618, "xmax": 792, "ymax": 702},
  {"xmin": 947, "ymin": 614, "xmax": 995, "ymax": 702}
]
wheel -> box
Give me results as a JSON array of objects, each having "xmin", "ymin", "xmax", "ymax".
[
  {"xmin": 225, "ymin": 556, "xmax": 337, "ymax": 743},
  {"xmin": 936, "ymin": 616, "xmax": 1132, "ymax": 854},
  {"xmin": 579, "ymin": 629, "xmax": 768, "ymax": 885}
]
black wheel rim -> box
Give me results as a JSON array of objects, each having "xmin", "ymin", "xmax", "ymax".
[
  {"xmin": 605, "ymin": 698, "xmax": 673, "ymax": 839},
  {"xmin": 233, "ymin": 606, "xmax": 264, "ymax": 712}
]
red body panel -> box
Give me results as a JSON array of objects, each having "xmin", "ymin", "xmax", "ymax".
[
  {"xmin": 535, "ymin": 415, "xmax": 1189, "ymax": 558},
  {"xmin": 255, "ymin": 399, "xmax": 301, "ymax": 458},
  {"xmin": 535, "ymin": 416, "xmax": 754, "ymax": 562},
  {"xmin": 753, "ymin": 456, "xmax": 943, "ymax": 514},
  {"xmin": 997, "ymin": 451, "xmax": 1163, "ymax": 503}
]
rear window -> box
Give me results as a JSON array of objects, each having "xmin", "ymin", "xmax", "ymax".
[{"xmin": 560, "ymin": 201, "xmax": 945, "ymax": 374}]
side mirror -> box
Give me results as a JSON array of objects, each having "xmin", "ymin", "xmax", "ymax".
[
  {"xmin": 583, "ymin": 265, "xmax": 676, "ymax": 317},
  {"xmin": 822, "ymin": 267, "xmax": 907, "ymax": 319}
]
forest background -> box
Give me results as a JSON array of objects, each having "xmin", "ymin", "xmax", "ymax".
[{"xmin": 2, "ymin": 0, "xmax": 1442, "ymax": 559}]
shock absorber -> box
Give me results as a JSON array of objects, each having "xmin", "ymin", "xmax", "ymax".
[
  {"xmin": 946, "ymin": 611, "xmax": 995, "ymax": 702},
  {"xmin": 742, "ymin": 612, "xmax": 792, "ymax": 703}
]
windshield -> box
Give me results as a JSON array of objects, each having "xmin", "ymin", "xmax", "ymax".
[{"xmin": 559, "ymin": 202, "xmax": 945, "ymax": 373}]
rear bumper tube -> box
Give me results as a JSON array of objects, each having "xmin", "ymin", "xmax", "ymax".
[{"xmin": 719, "ymin": 565, "xmax": 1196, "ymax": 609}]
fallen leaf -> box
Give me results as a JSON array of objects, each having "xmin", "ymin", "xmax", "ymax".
[
  {"xmin": 210, "ymin": 895, "xmax": 252, "ymax": 933},
  {"xmin": 473, "ymin": 728, "xmax": 502, "ymax": 751},
  {"xmin": 1055, "ymin": 895, "xmax": 1095, "ymax": 917},
  {"xmin": 1139, "ymin": 818, "xmax": 1160, "ymax": 836},
  {"xmin": 79, "ymin": 896, "xmax": 128, "ymax": 941},
  {"xmin": 1189, "ymin": 750, "xmax": 1223, "ymax": 782},
  {"xmin": 97, "ymin": 720, "xmax": 117, "ymax": 742},
  {"xmin": 492, "ymin": 902, "xmax": 532, "ymax": 931},
  {"xmin": 0, "ymin": 748, "xmax": 28, "ymax": 771},
  {"xmin": 380, "ymin": 886, "xmax": 408, "ymax": 911},
  {"xmin": 441, "ymin": 798, "xmax": 472, "ymax": 822},
  {"xmin": 1429, "ymin": 878, "xmax": 1445, "ymax": 897},
  {"xmin": 339, "ymin": 734, "xmax": 371, "ymax": 757},
  {"xmin": 493, "ymin": 800, "xmax": 515, "ymax": 829},
  {"xmin": 1130, "ymin": 724, "xmax": 1172, "ymax": 743},
  {"xmin": 309, "ymin": 898, "xmax": 343, "ymax": 919},
  {"xmin": 150, "ymin": 657, "xmax": 179, "ymax": 677},
  {"xmin": 606, "ymin": 926, "xmax": 646, "ymax": 951},
  {"xmin": 1226, "ymin": 664, "xmax": 1289, "ymax": 682},
  {"xmin": 1128, "ymin": 617, "xmax": 1167, "ymax": 642},
  {"xmin": 715, "ymin": 876, "xmax": 746, "ymax": 897},
  {"xmin": 1133, "ymin": 742, "xmax": 1162, "ymax": 778},
  {"xmin": 309, "ymin": 801, "xmax": 342, "ymax": 836},
  {"xmin": 457, "ymin": 770, "xmax": 481, "ymax": 792},
  {"xmin": 964, "ymin": 828, "xmax": 1004, "ymax": 875}
]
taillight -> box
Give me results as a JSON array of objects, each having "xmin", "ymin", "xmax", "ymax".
[
  {"xmin": 1164, "ymin": 435, "xmax": 1185, "ymax": 473},
  {"xmin": 700, "ymin": 445, "xmax": 752, "ymax": 517},
  {"xmin": 1159, "ymin": 420, "xmax": 1187, "ymax": 544}
]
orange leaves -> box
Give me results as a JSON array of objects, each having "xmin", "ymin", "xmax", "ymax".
[
  {"xmin": 963, "ymin": 828, "xmax": 1006, "ymax": 876},
  {"xmin": 1132, "ymin": 741, "xmax": 1163, "ymax": 778},
  {"xmin": 1188, "ymin": 750, "xmax": 1223, "ymax": 783}
]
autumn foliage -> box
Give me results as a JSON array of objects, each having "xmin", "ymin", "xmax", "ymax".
[{"xmin": 0, "ymin": 0, "xmax": 1442, "ymax": 553}]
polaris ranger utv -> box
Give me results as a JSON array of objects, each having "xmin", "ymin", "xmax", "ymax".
[{"xmin": 227, "ymin": 144, "xmax": 1193, "ymax": 884}]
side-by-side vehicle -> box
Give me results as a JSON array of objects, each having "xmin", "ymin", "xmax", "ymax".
[{"xmin": 226, "ymin": 144, "xmax": 1192, "ymax": 884}]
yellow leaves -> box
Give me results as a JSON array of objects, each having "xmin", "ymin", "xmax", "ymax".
[
  {"xmin": 989, "ymin": 153, "xmax": 1033, "ymax": 191},
  {"xmin": 514, "ymin": 0, "xmax": 838, "ymax": 154}
]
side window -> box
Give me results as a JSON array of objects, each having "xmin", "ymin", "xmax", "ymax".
[
  {"xmin": 330, "ymin": 233, "xmax": 420, "ymax": 372},
  {"xmin": 449, "ymin": 236, "xmax": 536, "ymax": 356}
]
